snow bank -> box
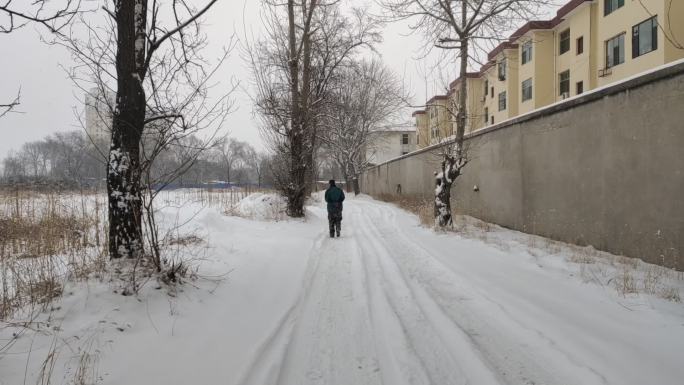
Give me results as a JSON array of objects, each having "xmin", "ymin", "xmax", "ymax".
[{"xmin": 234, "ymin": 192, "xmax": 286, "ymax": 221}]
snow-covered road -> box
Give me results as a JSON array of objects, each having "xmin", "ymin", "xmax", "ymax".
[
  {"xmin": 236, "ymin": 196, "xmax": 684, "ymax": 385},
  {"xmin": 3, "ymin": 193, "xmax": 684, "ymax": 385}
]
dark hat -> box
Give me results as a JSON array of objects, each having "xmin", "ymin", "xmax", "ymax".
[{"xmin": 329, "ymin": 179, "xmax": 336, "ymax": 186}]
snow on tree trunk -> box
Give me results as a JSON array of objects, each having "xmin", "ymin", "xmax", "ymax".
[
  {"xmin": 434, "ymin": 16, "xmax": 469, "ymax": 228},
  {"xmin": 434, "ymin": 148, "xmax": 466, "ymax": 228},
  {"xmin": 108, "ymin": 0, "xmax": 147, "ymax": 259},
  {"xmin": 434, "ymin": 173, "xmax": 452, "ymax": 227}
]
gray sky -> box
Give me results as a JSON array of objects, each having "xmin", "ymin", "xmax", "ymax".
[{"xmin": 0, "ymin": 0, "xmax": 554, "ymax": 158}]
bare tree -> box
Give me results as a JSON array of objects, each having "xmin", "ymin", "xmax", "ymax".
[
  {"xmin": 0, "ymin": 0, "xmax": 80, "ymax": 33},
  {"xmin": 245, "ymin": 150, "xmax": 271, "ymax": 189},
  {"xmin": 0, "ymin": 90, "xmax": 20, "ymax": 118},
  {"xmin": 21, "ymin": 141, "xmax": 47, "ymax": 178},
  {"xmin": 54, "ymin": 0, "xmax": 232, "ymax": 265},
  {"xmin": 319, "ymin": 58, "xmax": 406, "ymax": 195},
  {"xmin": 1, "ymin": 1, "xmax": 82, "ymax": 115},
  {"xmin": 250, "ymin": 0, "xmax": 380, "ymax": 217},
  {"xmin": 2, "ymin": 151, "xmax": 25, "ymax": 180},
  {"xmin": 379, "ymin": 0, "xmax": 551, "ymax": 226},
  {"xmin": 0, "ymin": 130, "xmax": 96, "ymax": 186},
  {"xmin": 219, "ymin": 138, "xmax": 250, "ymax": 184}
]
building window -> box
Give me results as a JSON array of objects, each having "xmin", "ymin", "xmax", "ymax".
[
  {"xmin": 521, "ymin": 41, "xmax": 532, "ymax": 65},
  {"xmin": 498, "ymin": 58, "xmax": 507, "ymax": 81},
  {"xmin": 632, "ymin": 16, "xmax": 658, "ymax": 58},
  {"xmin": 521, "ymin": 78, "xmax": 533, "ymax": 102},
  {"xmin": 559, "ymin": 29, "xmax": 570, "ymax": 55},
  {"xmin": 484, "ymin": 107, "xmax": 489, "ymax": 124},
  {"xmin": 604, "ymin": 0, "xmax": 624, "ymax": 16},
  {"xmin": 576, "ymin": 36, "xmax": 584, "ymax": 55},
  {"xmin": 559, "ymin": 70, "xmax": 570, "ymax": 97},
  {"xmin": 401, "ymin": 133, "xmax": 409, "ymax": 145},
  {"xmin": 490, "ymin": 86, "xmax": 494, "ymax": 98},
  {"xmin": 483, "ymin": 79, "xmax": 488, "ymax": 95},
  {"xmin": 576, "ymin": 81, "xmax": 584, "ymax": 95},
  {"xmin": 606, "ymin": 33, "xmax": 625, "ymax": 68},
  {"xmin": 498, "ymin": 91, "xmax": 507, "ymax": 111},
  {"xmin": 491, "ymin": 116, "xmax": 494, "ymax": 125}
]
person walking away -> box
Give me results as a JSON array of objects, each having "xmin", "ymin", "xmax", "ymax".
[{"xmin": 324, "ymin": 179, "xmax": 345, "ymax": 238}]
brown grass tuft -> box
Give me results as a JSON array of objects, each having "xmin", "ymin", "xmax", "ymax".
[{"xmin": 0, "ymin": 189, "xmax": 107, "ymax": 320}]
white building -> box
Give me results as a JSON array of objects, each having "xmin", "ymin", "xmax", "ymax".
[
  {"xmin": 85, "ymin": 89, "xmax": 115, "ymax": 145},
  {"xmin": 365, "ymin": 124, "xmax": 417, "ymax": 166}
]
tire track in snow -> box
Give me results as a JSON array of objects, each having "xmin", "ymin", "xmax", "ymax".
[
  {"xmin": 355, "ymin": 199, "xmax": 608, "ymax": 385},
  {"xmin": 240, "ymin": 207, "xmax": 388, "ymax": 385},
  {"xmin": 236, "ymin": 233, "xmax": 329, "ymax": 385},
  {"xmin": 238, "ymin": 196, "xmax": 607, "ymax": 385},
  {"xmin": 274, "ymin": 230, "xmax": 383, "ymax": 385},
  {"xmin": 354, "ymin": 205, "xmax": 499, "ymax": 385},
  {"xmin": 350, "ymin": 207, "xmax": 433, "ymax": 385}
]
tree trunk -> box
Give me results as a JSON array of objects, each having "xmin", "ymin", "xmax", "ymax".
[
  {"xmin": 108, "ymin": 0, "xmax": 147, "ymax": 259},
  {"xmin": 284, "ymin": 0, "xmax": 316, "ymax": 218},
  {"xmin": 287, "ymin": 144, "xmax": 307, "ymax": 217},
  {"xmin": 434, "ymin": 2, "xmax": 468, "ymax": 228},
  {"xmin": 348, "ymin": 163, "xmax": 360, "ymax": 195},
  {"xmin": 435, "ymin": 175, "xmax": 452, "ymax": 227},
  {"xmin": 285, "ymin": 0, "xmax": 303, "ymax": 217}
]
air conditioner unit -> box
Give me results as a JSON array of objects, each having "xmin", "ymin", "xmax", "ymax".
[{"xmin": 561, "ymin": 92, "xmax": 570, "ymax": 100}]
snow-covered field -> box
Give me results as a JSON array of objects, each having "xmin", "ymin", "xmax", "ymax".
[{"xmin": 1, "ymin": 192, "xmax": 683, "ymax": 385}]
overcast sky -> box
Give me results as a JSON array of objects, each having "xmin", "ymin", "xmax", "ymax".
[{"xmin": 0, "ymin": 0, "xmax": 556, "ymax": 159}]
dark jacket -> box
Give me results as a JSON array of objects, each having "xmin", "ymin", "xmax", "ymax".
[{"xmin": 324, "ymin": 185, "xmax": 345, "ymax": 213}]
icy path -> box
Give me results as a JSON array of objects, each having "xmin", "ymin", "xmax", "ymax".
[{"xmin": 2, "ymin": 194, "xmax": 684, "ymax": 385}]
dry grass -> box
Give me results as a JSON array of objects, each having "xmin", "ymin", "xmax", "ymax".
[
  {"xmin": 659, "ymin": 287, "xmax": 681, "ymax": 302},
  {"xmin": 568, "ymin": 246, "xmax": 681, "ymax": 302},
  {"xmin": 167, "ymin": 234, "xmax": 204, "ymax": 247},
  {"xmin": 160, "ymin": 187, "xmax": 272, "ymax": 212},
  {"xmin": 0, "ymin": 189, "xmax": 107, "ymax": 320},
  {"xmin": 612, "ymin": 266, "xmax": 639, "ymax": 296}
]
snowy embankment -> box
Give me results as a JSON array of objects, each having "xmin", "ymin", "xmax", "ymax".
[
  {"xmin": 233, "ymin": 192, "xmax": 286, "ymax": 221},
  {"xmin": 1, "ymin": 192, "xmax": 683, "ymax": 385}
]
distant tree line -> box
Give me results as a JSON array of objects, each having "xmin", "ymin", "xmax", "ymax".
[{"xmin": 0, "ymin": 131, "xmax": 275, "ymax": 189}]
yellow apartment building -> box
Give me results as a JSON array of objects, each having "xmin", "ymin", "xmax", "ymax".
[
  {"xmin": 482, "ymin": 43, "xmax": 520, "ymax": 127},
  {"xmin": 595, "ymin": 0, "xmax": 684, "ymax": 86},
  {"xmin": 413, "ymin": 110, "xmax": 429, "ymax": 148},
  {"xmin": 550, "ymin": 0, "xmax": 596, "ymax": 102},
  {"xmin": 414, "ymin": 0, "xmax": 684, "ymax": 149},
  {"xmin": 425, "ymin": 95, "xmax": 451, "ymax": 144},
  {"xmin": 447, "ymin": 74, "xmax": 485, "ymax": 135},
  {"xmin": 516, "ymin": 26, "xmax": 555, "ymax": 115}
]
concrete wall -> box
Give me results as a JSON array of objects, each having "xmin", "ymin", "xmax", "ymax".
[{"xmin": 360, "ymin": 60, "xmax": 684, "ymax": 270}]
